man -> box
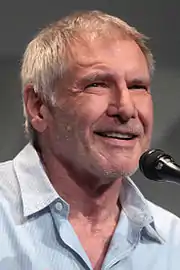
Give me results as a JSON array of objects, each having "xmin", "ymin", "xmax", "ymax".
[{"xmin": 0, "ymin": 10, "xmax": 180, "ymax": 270}]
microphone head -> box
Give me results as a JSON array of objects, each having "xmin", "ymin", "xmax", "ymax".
[{"xmin": 139, "ymin": 149, "xmax": 170, "ymax": 180}]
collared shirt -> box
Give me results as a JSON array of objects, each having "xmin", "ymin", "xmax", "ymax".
[{"xmin": 0, "ymin": 143, "xmax": 180, "ymax": 269}]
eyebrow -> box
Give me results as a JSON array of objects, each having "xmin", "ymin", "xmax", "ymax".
[
  {"xmin": 127, "ymin": 78, "xmax": 150, "ymax": 85},
  {"xmin": 80, "ymin": 71, "xmax": 150, "ymax": 85},
  {"xmin": 79, "ymin": 71, "xmax": 119, "ymax": 83}
]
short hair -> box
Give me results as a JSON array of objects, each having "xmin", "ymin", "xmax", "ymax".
[{"xmin": 21, "ymin": 10, "xmax": 154, "ymax": 142}]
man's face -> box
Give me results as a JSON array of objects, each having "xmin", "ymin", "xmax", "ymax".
[{"xmin": 44, "ymin": 38, "xmax": 153, "ymax": 184}]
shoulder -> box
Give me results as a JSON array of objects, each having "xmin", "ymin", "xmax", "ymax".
[
  {"xmin": 0, "ymin": 159, "xmax": 18, "ymax": 189},
  {"xmin": 147, "ymin": 200, "xmax": 180, "ymax": 243},
  {"xmin": 0, "ymin": 159, "xmax": 21, "ymax": 209},
  {"xmin": 148, "ymin": 200, "xmax": 180, "ymax": 224},
  {"xmin": 0, "ymin": 160, "xmax": 16, "ymax": 190},
  {"xmin": 0, "ymin": 159, "xmax": 13, "ymax": 172}
]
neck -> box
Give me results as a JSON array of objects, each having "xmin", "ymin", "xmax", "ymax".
[{"xmin": 39, "ymin": 146, "xmax": 122, "ymax": 225}]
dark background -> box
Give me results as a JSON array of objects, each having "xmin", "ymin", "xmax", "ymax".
[{"xmin": 0, "ymin": 0, "xmax": 180, "ymax": 216}]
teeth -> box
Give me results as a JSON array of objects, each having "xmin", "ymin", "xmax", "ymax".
[{"xmin": 102, "ymin": 132, "xmax": 133, "ymax": 139}]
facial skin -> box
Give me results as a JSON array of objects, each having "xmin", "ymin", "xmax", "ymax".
[{"xmin": 26, "ymin": 38, "xmax": 153, "ymax": 193}]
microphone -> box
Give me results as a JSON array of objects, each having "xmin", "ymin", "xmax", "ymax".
[{"xmin": 139, "ymin": 149, "xmax": 180, "ymax": 185}]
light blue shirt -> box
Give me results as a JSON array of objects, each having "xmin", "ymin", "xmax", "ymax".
[{"xmin": 0, "ymin": 143, "xmax": 180, "ymax": 269}]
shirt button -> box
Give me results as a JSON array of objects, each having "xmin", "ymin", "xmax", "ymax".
[{"xmin": 55, "ymin": 202, "xmax": 63, "ymax": 212}]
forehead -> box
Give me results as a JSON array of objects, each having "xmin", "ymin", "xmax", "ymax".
[{"xmin": 69, "ymin": 38, "xmax": 150, "ymax": 79}]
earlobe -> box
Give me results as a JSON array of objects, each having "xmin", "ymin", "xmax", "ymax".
[
  {"xmin": 23, "ymin": 85, "xmax": 48, "ymax": 133},
  {"xmin": 31, "ymin": 113, "xmax": 47, "ymax": 133}
]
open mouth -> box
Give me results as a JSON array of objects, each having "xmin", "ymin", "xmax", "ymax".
[{"xmin": 94, "ymin": 131, "xmax": 137, "ymax": 140}]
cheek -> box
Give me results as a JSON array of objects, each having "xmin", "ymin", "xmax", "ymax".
[
  {"xmin": 53, "ymin": 94, "xmax": 109, "ymax": 142},
  {"xmin": 75, "ymin": 95, "xmax": 109, "ymax": 125},
  {"xmin": 81, "ymin": 94, "xmax": 108, "ymax": 112}
]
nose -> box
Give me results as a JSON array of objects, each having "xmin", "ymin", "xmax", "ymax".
[{"xmin": 107, "ymin": 87, "xmax": 137, "ymax": 122}]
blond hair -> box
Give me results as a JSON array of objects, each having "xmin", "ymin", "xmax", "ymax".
[{"xmin": 21, "ymin": 10, "xmax": 154, "ymax": 140}]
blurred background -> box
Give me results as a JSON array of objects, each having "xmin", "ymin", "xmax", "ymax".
[{"xmin": 0, "ymin": 0, "xmax": 180, "ymax": 216}]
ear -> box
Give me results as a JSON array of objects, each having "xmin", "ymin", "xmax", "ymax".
[{"xmin": 23, "ymin": 85, "xmax": 49, "ymax": 133}]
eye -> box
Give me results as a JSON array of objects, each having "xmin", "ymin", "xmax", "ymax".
[
  {"xmin": 128, "ymin": 84, "xmax": 148, "ymax": 91},
  {"xmin": 85, "ymin": 82, "xmax": 108, "ymax": 89}
]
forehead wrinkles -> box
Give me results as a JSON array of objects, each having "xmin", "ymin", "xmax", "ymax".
[
  {"xmin": 65, "ymin": 32, "xmax": 133, "ymax": 66},
  {"xmin": 65, "ymin": 39, "xmax": 149, "ymax": 83},
  {"xmin": 70, "ymin": 37, "xmax": 144, "ymax": 65}
]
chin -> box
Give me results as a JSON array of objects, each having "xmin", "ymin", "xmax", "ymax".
[
  {"xmin": 113, "ymin": 164, "xmax": 138, "ymax": 178},
  {"xmin": 95, "ymin": 157, "xmax": 139, "ymax": 183},
  {"xmin": 89, "ymin": 144, "xmax": 141, "ymax": 180}
]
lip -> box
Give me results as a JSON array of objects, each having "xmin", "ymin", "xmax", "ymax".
[
  {"xmin": 94, "ymin": 129, "xmax": 140, "ymax": 136},
  {"xmin": 94, "ymin": 132, "xmax": 139, "ymax": 148}
]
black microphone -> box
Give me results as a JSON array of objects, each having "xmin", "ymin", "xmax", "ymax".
[{"xmin": 139, "ymin": 149, "xmax": 180, "ymax": 185}]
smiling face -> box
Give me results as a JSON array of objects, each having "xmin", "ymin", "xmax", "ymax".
[{"xmin": 36, "ymin": 38, "xmax": 153, "ymax": 186}]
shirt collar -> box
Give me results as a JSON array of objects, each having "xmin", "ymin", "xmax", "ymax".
[
  {"xmin": 13, "ymin": 143, "xmax": 164, "ymax": 244},
  {"xmin": 120, "ymin": 177, "xmax": 165, "ymax": 244},
  {"xmin": 13, "ymin": 143, "xmax": 60, "ymax": 217}
]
